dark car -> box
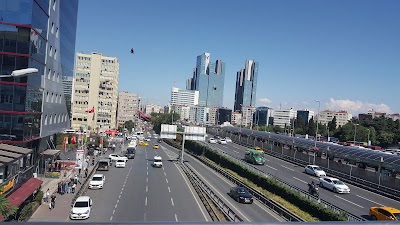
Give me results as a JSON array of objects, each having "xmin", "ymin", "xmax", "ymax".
[{"xmin": 229, "ymin": 186, "xmax": 253, "ymax": 204}]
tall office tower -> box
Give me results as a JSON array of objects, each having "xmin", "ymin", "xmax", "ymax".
[
  {"xmin": 117, "ymin": 92, "xmax": 139, "ymax": 127},
  {"xmin": 71, "ymin": 52, "xmax": 119, "ymax": 132},
  {"xmin": 171, "ymin": 87, "xmax": 199, "ymax": 106},
  {"xmin": 189, "ymin": 53, "xmax": 225, "ymax": 107},
  {"xmin": 62, "ymin": 76, "xmax": 74, "ymax": 116},
  {"xmin": 0, "ymin": 0, "xmax": 78, "ymax": 206},
  {"xmin": 234, "ymin": 60, "xmax": 259, "ymax": 112}
]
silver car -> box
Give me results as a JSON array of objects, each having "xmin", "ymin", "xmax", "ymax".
[
  {"xmin": 319, "ymin": 177, "xmax": 350, "ymax": 193},
  {"xmin": 305, "ymin": 165, "xmax": 326, "ymax": 177}
]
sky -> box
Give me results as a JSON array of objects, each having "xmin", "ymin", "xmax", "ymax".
[{"xmin": 75, "ymin": 0, "xmax": 400, "ymax": 116}]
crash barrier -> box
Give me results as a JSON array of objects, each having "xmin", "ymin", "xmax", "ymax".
[
  {"xmin": 227, "ymin": 132, "xmax": 400, "ymax": 202},
  {"xmin": 187, "ymin": 140, "xmax": 364, "ymax": 221},
  {"xmin": 71, "ymin": 161, "xmax": 99, "ymax": 205},
  {"xmin": 179, "ymin": 163, "xmax": 243, "ymax": 222}
]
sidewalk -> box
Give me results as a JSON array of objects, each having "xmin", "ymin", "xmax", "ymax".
[{"xmin": 29, "ymin": 162, "xmax": 96, "ymax": 222}]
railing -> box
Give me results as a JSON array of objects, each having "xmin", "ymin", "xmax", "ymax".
[{"xmin": 200, "ymin": 141, "xmax": 364, "ymax": 221}]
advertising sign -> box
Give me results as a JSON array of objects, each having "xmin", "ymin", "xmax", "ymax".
[{"xmin": 75, "ymin": 149, "xmax": 84, "ymax": 169}]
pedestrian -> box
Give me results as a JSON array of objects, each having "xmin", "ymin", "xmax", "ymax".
[
  {"xmin": 74, "ymin": 175, "xmax": 81, "ymax": 184},
  {"xmin": 64, "ymin": 180, "xmax": 69, "ymax": 194},
  {"xmin": 78, "ymin": 168, "xmax": 81, "ymax": 176},
  {"xmin": 72, "ymin": 183, "xmax": 76, "ymax": 193},
  {"xmin": 50, "ymin": 194, "xmax": 56, "ymax": 209},
  {"xmin": 44, "ymin": 188, "xmax": 50, "ymax": 203},
  {"xmin": 84, "ymin": 168, "xmax": 88, "ymax": 178}
]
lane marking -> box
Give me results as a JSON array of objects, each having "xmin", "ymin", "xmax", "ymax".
[
  {"xmin": 146, "ymin": 178, "xmax": 148, "ymax": 183},
  {"xmin": 163, "ymin": 167, "xmax": 165, "ymax": 170},
  {"xmin": 120, "ymin": 191, "xmax": 123, "ymax": 195},
  {"xmin": 164, "ymin": 171, "xmax": 167, "ymax": 176},
  {"xmin": 117, "ymin": 199, "xmax": 119, "ymax": 204},
  {"xmin": 166, "ymin": 178, "xmax": 169, "ymax": 183},
  {"xmin": 171, "ymin": 198, "xmax": 175, "ymax": 206},
  {"xmin": 356, "ymin": 194, "xmax": 383, "ymax": 206},
  {"xmin": 119, "ymin": 195, "xmax": 121, "ymax": 199},
  {"xmin": 115, "ymin": 204, "xmax": 118, "ymax": 208},
  {"xmin": 175, "ymin": 214, "xmax": 178, "ymax": 222},
  {"xmin": 110, "ymin": 216, "xmax": 113, "ymax": 221},
  {"xmin": 121, "ymin": 187, "xmax": 124, "ymax": 191},
  {"xmin": 293, "ymin": 177, "xmax": 308, "ymax": 184},
  {"xmin": 144, "ymin": 212, "xmax": 147, "ymax": 221},
  {"xmin": 146, "ymin": 186, "xmax": 148, "ymax": 192},
  {"xmin": 145, "ymin": 197, "xmax": 147, "ymax": 206},
  {"xmin": 147, "ymin": 166, "xmax": 148, "ymax": 170},
  {"xmin": 147, "ymin": 171, "xmax": 148, "ymax": 176},
  {"xmin": 112, "ymin": 210, "xmax": 115, "ymax": 214},
  {"xmin": 335, "ymin": 195, "xmax": 364, "ymax": 208},
  {"xmin": 168, "ymin": 187, "xmax": 171, "ymax": 192},
  {"xmin": 265, "ymin": 165, "xmax": 277, "ymax": 170},
  {"xmin": 233, "ymin": 150, "xmax": 239, "ymax": 153},
  {"xmin": 281, "ymin": 165, "xmax": 294, "ymax": 171}
]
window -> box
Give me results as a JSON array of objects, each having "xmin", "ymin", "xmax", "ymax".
[
  {"xmin": 53, "ymin": 0, "xmax": 56, "ymax": 10},
  {"xmin": 51, "ymin": 93, "xmax": 54, "ymax": 103},
  {"xmin": 53, "ymin": 115, "xmax": 57, "ymax": 124},
  {"xmin": 51, "ymin": 22, "xmax": 54, "ymax": 34},
  {"xmin": 46, "ymin": 92, "xmax": 49, "ymax": 102},
  {"xmin": 48, "ymin": 69, "xmax": 51, "ymax": 79},
  {"xmin": 49, "ymin": 46, "xmax": 53, "ymax": 57},
  {"xmin": 54, "ymin": 49, "xmax": 57, "ymax": 60},
  {"xmin": 44, "ymin": 115, "xmax": 48, "ymax": 125},
  {"xmin": 49, "ymin": 115, "xmax": 53, "ymax": 124},
  {"xmin": 56, "ymin": 27, "xmax": 59, "ymax": 38}
]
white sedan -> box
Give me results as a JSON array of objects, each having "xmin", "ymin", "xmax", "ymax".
[
  {"xmin": 208, "ymin": 138, "xmax": 217, "ymax": 144},
  {"xmin": 319, "ymin": 177, "xmax": 350, "ymax": 193},
  {"xmin": 88, "ymin": 174, "xmax": 105, "ymax": 189},
  {"xmin": 218, "ymin": 139, "xmax": 227, "ymax": 144},
  {"xmin": 305, "ymin": 165, "xmax": 326, "ymax": 177},
  {"xmin": 225, "ymin": 137, "xmax": 232, "ymax": 143},
  {"xmin": 108, "ymin": 154, "xmax": 128, "ymax": 162}
]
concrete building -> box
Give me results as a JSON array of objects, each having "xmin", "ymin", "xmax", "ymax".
[
  {"xmin": 62, "ymin": 76, "xmax": 74, "ymax": 116},
  {"xmin": 273, "ymin": 108, "xmax": 297, "ymax": 128},
  {"xmin": 234, "ymin": 60, "xmax": 259, "ymax": 112},
  {"xmin": 117, "ymin": 92, "xmax": 139, "ymax": 127},
  {"xmin": 0, "ymin": 0, "xmax": 78, "ymax": 206},
  {"xmin": 71, "ymin": 52, "xmax": 119, "ymax": 132},
  {"xmin": 188, "ymin": 53, "xmax": 225, "ymax": 107},
  {"xmin": 242, "ymin": 106, "xmax": 256, "ymax": 127},
  {"xmin": 171, "ymin": 87, "xmax": 199, "ymax": 106},
  {"xmin": 144, "ymin": 104, "xmax": 163, "ymax": 114},
  {"xmin": 318, "ymin": 110, "xmax": 351, "ymax": 128},
  {"xmin": 231, "ymin": 112, "xmax": 242, "ymax": 125},
  {"xmin": 188, "ymin": 106, "xmax": 209, "ymax": 126}
]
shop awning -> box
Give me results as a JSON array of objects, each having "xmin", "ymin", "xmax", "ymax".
[
  {"xmin": 0, "ymin": 150, "xmax": 22, "ymax": 159},
  {"xmin": 42, "ymin": 149, "xmax": 60, "ymax": 156},
  {"xmin": 0, "ymin": 156, "xmax": 14, "ymax": 164},
  {"xmin": 7, "ymin": 177, "xmax": 43, "ymax": 207},
  {"xmin": 0, "ymin": 143, "xmax": 33, "ymax": 154}
]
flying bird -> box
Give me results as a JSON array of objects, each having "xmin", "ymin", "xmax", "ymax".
[{"xmin": 130, "ymin": 48, "xmax": 134, "ymax": 54}]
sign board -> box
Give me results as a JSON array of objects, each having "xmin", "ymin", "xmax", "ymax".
[
  {"xmin": 160, "ymin": 124, "xmax": 177, "ymax": 139},
  {"xmin": 75, "ymin": 149, "xmax": 84, "ymax": 169},
  {"xmin": 184, "ymin": 126, "xmax": 206, "ymax": 141}
]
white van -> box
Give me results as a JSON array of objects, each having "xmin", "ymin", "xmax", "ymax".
[
  {"xmin": 152, "ymin": 156, "xmax": 162, "ymax": 168},
  {"xmin": 115, "ymin": 159, "xmax": 126, "ymax": 168}
]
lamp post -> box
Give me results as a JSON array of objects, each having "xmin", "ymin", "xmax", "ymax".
[
  {"xmin": 0, "ymin": 68, "xmax": 39, "ymax": 78},
  {"xmin": 353, "ymin": 123, "xmax": 359, "ymax": 145},
  {"xmin": 313, "ymin": 100, "xmax": 320, "ymax": 164},
  {"xmin": 367, "ymin": 128, "xmax": 370, "ymax": 146}
]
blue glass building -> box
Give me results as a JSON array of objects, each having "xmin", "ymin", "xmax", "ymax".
[
  {"xmin": 234, "ymin": 60, "xmax": 259, "ymax": 112},
  {"xmin": 190, "ymin": 53, "xmax": 225, "ymax": 107},
  {"xmin": 253, "ymin": 106, "xmax": 272, "ymax": 126}
]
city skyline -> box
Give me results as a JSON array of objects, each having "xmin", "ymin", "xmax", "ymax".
[{"xmin": 75, "ymin": 0, "xmax": 400, "ymax": 115}]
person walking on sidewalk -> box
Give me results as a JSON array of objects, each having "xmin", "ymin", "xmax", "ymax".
[
  {"xmin": 50, "ymin": 194, "xmax": 56, "ymax": 210},
  {"xmin": 44, "ymin": 189, "xmax": 50, "ymax": 203}
]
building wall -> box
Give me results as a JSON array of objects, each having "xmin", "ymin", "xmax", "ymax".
[
  {"xmin": 318, "ymin": 110, "xmax": 350, "ymax": 128},
  {"xmin": 71, "ymin": 52, "xmax": 119, "ymax": 132},
  {"xmin": 170, "ymin": 87, "xmax": 199, "ymax": 106},
  {"xmin": 254, "ymin": 107, "xmax": 272, "ymax": 126},
  {"xmin": 297, "ymin": 110, "xmax": 315, "ymax": 125},
  {"xmin": 234, "ymin": 60, "xmax": 258, "ymax": 112},
  {"xmin": 273, "ymin": 108, "xmax": 297, "ymax": 128},
  {"xmin": 117, "ymin": 92, "xmax": 138, "ymax": 127}
]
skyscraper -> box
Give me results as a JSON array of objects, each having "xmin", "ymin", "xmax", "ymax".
[
  {"xmin": 234, "ymin": 60, "xmax": 259, "ymax": 112},
  {"xmin": 189, "ymin": 53, "xmax": 225, "ymax": 107}
]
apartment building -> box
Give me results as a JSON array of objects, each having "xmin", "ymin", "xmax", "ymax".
[
  {"xmin": 144, "ymin": 104, "xmax": 163, "ymax": 114},
  {"xmin": 71, "ymin": 52, "xmax": 119, "ymax": 132},
  {"xmin": 117, "ymin": 92, "xmax": 139, "ymax": 127},
  {"xmin": 273, "ymin": 108, "xmax": 297, "ymax": 128},
  {"xmin": 231, "ymin": 112, "xmax": 242, "ymax": 125},
  {"xmin": 318, "ymin": 110, "xmax": 351, "ymax": 127},
  {"xmin": 242, "ymin": 106, "xmax": 256, "ymax": 127},
  {"xmin": 171, "ymin": 87, "xmax": 199, "ymax": 106}
]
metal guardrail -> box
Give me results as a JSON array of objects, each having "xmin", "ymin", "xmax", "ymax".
[
  {"xmin": 200, "ymin": 141, "xmax": 364, "ymax": 221},
  {"xmin": 71, "ymin": 161, "xmax": 99, "ymax": 205},
  {"xmin": 180, "ymin": 161, "xmax": 243, "ymax": 222}
]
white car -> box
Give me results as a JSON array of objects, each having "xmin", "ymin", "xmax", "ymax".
[
  {"xmin": 70, "ymin": 196, "xmax": 92, "ymax": 220},
  {"xmin": 208, "ymin": 138, "xmax": 217, "ymax": 144},
  {"xmin": 108, "ymin": 154, "xmax": 128, "ymax": 162},
  {"xmin": 152, "ymin": 156, "xmax": 163, "ymax": 168},
  {"xmin": 305, "ymin": 165, "xmax": 326, "ymax": 177},
  {"xmin": 225, "ymin": 137, "xmax": 232, "ymax": 143},
  {"xmin": 319, "ymin": 177, "xmax": 350, "ymax": 193},
  {"xmin": 218, "ymin": 139, "xmax": 227, "ymax": 144},
  {"xmin": 115, "ymin": 159, "xmax": 126, "ymax": 168},
  {"xmin": 88, "ymin": 174, "xmax": 105, "ymax": 189}
]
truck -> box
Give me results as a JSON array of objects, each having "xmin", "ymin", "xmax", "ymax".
[{"xmin": 97, "ymin": 159, "xmax": 111, "ymax": 171}]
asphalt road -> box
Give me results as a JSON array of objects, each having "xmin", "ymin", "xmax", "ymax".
[
  {"xmin": 159, "ymin": 140, "xmax": 285, "ymax": 222},
  {"xmin": 82, "ymin": 140, "xmax": 210, "ymax": 222},
  {"xmin": 201, "ymin": 140, "xmax": 400, "ymax": 219}
]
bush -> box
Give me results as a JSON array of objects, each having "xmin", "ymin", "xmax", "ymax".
[
  {"xmin": 34, "ymin": 191, "xmax": 43, "ymax": 203},
  {"xmin": 18, "ymin": 202, "xmax": 38, "ymax": 221}
]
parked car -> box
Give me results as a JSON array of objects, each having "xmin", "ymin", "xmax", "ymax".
[
  {"xmin": 88, "ymin": 174, "xmax": 105, "ymax": 189},
  {"xmin": 208, "ymin": 138, "xmax": 217, "ymax": 144},
  {"xmin": 229, "ymin": 186, "xmax": 253, "ymax": 204},
  {"xmin": 305, "ymin": 165, "xmax": 326, "ymax": 177},
  {"xmin": 225, "ymin": 137, "xmax": 232, "ymax": 143},
  {"xmin": 108, "ymin": 154, "xmax": 128, "ymax": 162},
  {"xmin": 319, "ymin": 177, "xmax": 350, "ymax": 193},
  {"xmin": 70, "ymin": 196, "xmax": 92, "ymax": 220},
  {"xmin": 369, "ymin": 206, "xmax": 400, "ymax": 221},
  {"xmin": 218, "ymin": 139, "xmax": 227, "ymax": 144}
]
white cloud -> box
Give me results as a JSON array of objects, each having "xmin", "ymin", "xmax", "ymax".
[
  {"xmin": 257, "ymin": 98, "xmax": 272, "ymax": 105},
  {"xmin": 326, "ymin": 98, "xmax": 392, "ymax": 115}
]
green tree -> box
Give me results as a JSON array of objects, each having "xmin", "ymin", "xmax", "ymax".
[
  {"xmin": 123, "ymin": 120, "xmax": 135, "ymax": 132},
  {"xmin": 328, "ymin": 116, "xmax": 337, "ymax": 133},
  {"xmin": 377, "ymin": 131, "xmax": 394, "ymax": 147},
  {"xmin": 152, "ymin": 113, "xmax": 180, "ymax": 134},
  {"xmin": 0, "ymin": 194, "xmax": 17, "ymax": 220},
  {"xmin": 307, "ymin": 117, "xmax": 315, "ymax": 136},
  {"xmin": 294, "ymin": 117, "xmax": 306, "ymax": 134},
  {"xmin": 272, "ymin": 125, "xmax": 282, "ymax": 133}
]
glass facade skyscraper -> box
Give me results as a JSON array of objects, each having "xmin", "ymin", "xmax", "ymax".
[
  {"xmin": 189, "ymin": 53, "xmax": 225, "ymax": 107},
  {"xmin": 234, "ymin": 60, "xmax": 259, "ymax": 112}
]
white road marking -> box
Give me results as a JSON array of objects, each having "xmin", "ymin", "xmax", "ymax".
[
  {"xmin": 281, "ymin": 165, "xmax": 294, "ymax": 171},
  {"xmin": 146, "ymin": 186, "xmax": 148, "ymax": 192},
  {"xmin": 112, "ymin": 210, "xmax": 115, "ymax": 214},
  {"xmin": 147, "ymin": 166, "xmax": 148, "ymax": 170},
  {"xmin": 293, "ymin": 177, "xmax": 308, "ymax": 184},
  {"xmin": 162, "ymin": 167, "xmax": 165, "ymax": 170},
  {"xmin": 264, "ymin": 158, "xmax": 270, "ymax": 161},
  {"xmin": 147, "ymin": 171, "xmax": 148, "ymax": 176},
  {"xmin": 119, "ymin": 195, "xmax": 121, "ymax": 199},
  {"xmin": 120, "ymin": 191, "xmax": 123, "ymax": 195},
  {"xmin": 110, "ymin": 216, "xmax": 113, "ymax": 221},
  {"xmin": 144, "ymin": 213, "xmax": 147, "ymax": 221},
  {"xmin": 171, "ymin": 198, "xmax": 174, "ymax": 206},
  {"xmin": 117, "ymin": 199, "xmax": 119, "ymax": 204},
  {"xmin": 166, "ymin": 178, "xmax": 169, "ymax": 183},
  {"xmin": 175, "ymin": 214, "xmax": 178, "ymax": 222},
  {"xmin": 145, "ymin": 197, "xmax": 147, "ymax": 206},
  {"xmin": 121, "ymin": 187, "xmax": 124, "ymax": 191},
  {"xmin": 356, "ymin": 195, "xmax": 383, "ymax": 205},
  {"xmin": 335, "ymin": 195, "xmax": 364, "ymax": 208},
  {"xmin": 265, "ymin": 165, "xmax": 277, "ymax": 170},
  {"xmin": 123, "ymin": 184, "xmax": 125, "ymax": 188},
  {"xmin": 233, "ymin": 150, "xmax": 239, "ymax": 153},
  {"xmin": 168, "ymin": 186, "xmax": 171, "ymax": 192},
  {"xmin": 115, "ymin": 204, "xmax": 118, "ymax": 208},
  {"xmin": 164, "ymin": 171, "xmax": 167, "ymax": 176},
  {"xmin": 146, "ymin": 178, "xmax": 148, "ymax": 182}
]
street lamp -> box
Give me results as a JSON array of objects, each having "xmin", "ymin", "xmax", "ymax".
[
  {"xmin": 353, "ymin": 123, "xmax": 359, "ymax": 145},
  {"xmin": 314, "ymin": 100, "xmax": 320, "ymax": 148},
  {"xmin": 0, "ymin": 68, "xmax": 39, "ymax": 78},
  {"xmin": 367, "ymin": 128, "xmax": 371, "ymax": 146}
]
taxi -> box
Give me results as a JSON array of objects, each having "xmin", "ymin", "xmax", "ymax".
[
  {"xmin": 254, "ymin": 146, "xmax": 264, "ymax": 154},
  {"xmin": 369, "ymin": 206, "xmax": 400, "ymax": 221},
  {"xmin": 139, "ymin": 141, "xmax": 149, "ymax": 147},
  {"xmin": 153, "ymin": 144, "xmax": 159, "ymax": 149}
]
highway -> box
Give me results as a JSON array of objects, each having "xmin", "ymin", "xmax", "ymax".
[
  {"xmin": 83, "ymin": 140, "xmax": 210, "ymax": 222},
  {"xmin": 159, "ymin": 139, "xmax": 285, "ymax": 222},
  {"xmin": 199, "ymin": 139, "xmax": 400, "ymax": 219}
]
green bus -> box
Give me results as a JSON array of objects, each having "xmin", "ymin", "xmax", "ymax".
[{"xmin": 245, "ymin": 148, "xmax": 265, "ymax": 165}]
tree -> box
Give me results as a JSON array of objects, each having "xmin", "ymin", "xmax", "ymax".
[
  {"xmin": 123, "ymin": 120, "xmax": 135, "ymax": 132},
  {"xmin": 328, "ymin": 116, "xmax": 337, "ymax": 133},
  {"xmin": 0, "ymin": 194, "xmax": 17, "ymax": 220},
  {"xmin": 307, "ymin": 117, "xmax": 316, "ymax": 136},
  {"xmin": 377, "ymin": 131, "xmax": 394, "ymax": 148}
]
